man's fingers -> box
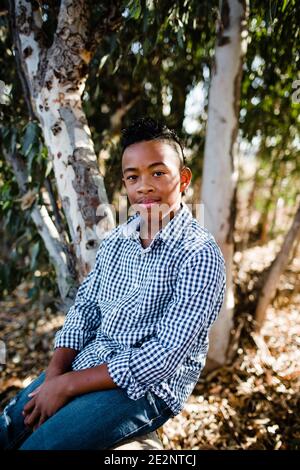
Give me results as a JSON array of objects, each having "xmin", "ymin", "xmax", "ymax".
[
  {"xmin": 24, "ymin": 407, "xmax": 40, "ymax": 428},
  {"xmin": 23, "ymin": 384, "xmax": 43, "ymax": 417},
  {"xmin": 33, "ymin": 414, "xmax": 47, "ymax": 432},
  {"xmin": 28, "ymin": 385, "xmax": 42, "ymax": 398},
  {"xmin": 23, "ymin": 397, "xmax": 36, "ymax": 415}
]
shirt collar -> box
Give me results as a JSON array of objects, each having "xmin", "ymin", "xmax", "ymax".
[{"xmin": 121, "ymin": 202, "xmax": 193, "ymax": 246}]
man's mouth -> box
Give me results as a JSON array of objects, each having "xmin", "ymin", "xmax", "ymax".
[{"xmin": 137, "ymin": 199, "xmax": 161, "ymax": 207}]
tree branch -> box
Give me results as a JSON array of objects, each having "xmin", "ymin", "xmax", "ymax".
[
  {"xmin": 8, "ymin": 0, "xmax": 36, "ymax": 119},
  {"xmin": 45, "ymin": 0, "xmax": 123, "ymax": 91},
  {"xmin": 10, "ymin": 0, "xmax": 48, "ymax": 100},
  {"xmin": 44, "ymin": 175, "xmax": 69, "ymax": 240},
  {"xmin": 3, "ymin": 143, "xmax": 77, "ymax": 305}
]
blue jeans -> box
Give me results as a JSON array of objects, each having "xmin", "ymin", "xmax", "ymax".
[{"xmin": 0, "ymin": 371, "xmax": 173, "ymax": 450}]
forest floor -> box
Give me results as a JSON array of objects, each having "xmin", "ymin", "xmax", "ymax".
[{"xmin": 0, "ymin": 238, "xmax": 299, "ymax": 450}]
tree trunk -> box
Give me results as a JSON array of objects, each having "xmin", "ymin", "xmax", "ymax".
[
  {"xmin": 11, "ymin": 0, "xmax": 118, "ymax": 301},
  {"xmin": 201, "ymin": 0, "xmax": 249, "ymax": 367},
  {"xmin": 255, "ymin": 202, "xmax": 300, "ymax": 330}
]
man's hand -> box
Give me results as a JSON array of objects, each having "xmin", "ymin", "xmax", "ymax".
[
  {"xmin": 22, "ymin": 375, "xmax": 71, "ymax": 432},
  {"xmin": 22, "ymin": 362, "xmax": 117, "ymax": 432}
]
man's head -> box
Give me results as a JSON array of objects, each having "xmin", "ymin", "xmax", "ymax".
[{"xmin": 121, "ymin": 117, "xmax": 192, "ymax": 223}]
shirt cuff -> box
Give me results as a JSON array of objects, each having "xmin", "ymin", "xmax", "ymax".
[
  {"xmin": 107, "ymin": 350, "xmax": 147, "ymax": 400},
  {"xmin": 54, "ymin": 328, "xmax": 87, "ymax": 351}
]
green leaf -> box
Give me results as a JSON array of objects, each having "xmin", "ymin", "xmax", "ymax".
[
  {"xmin": 143, "ymin": 38, "xmax": 152, "ymax": 55},
  {"xmin": 282, "ymin": 0, "xmax": 289, "ymax": 12},
  {"xmin": 177, "ymin": 29, "xmax": 185, "ymax": 49},
  {"xmin": 112, "ymin": 56, "xmax": 122, "ymax": 74},
  {"xmin": 127, "ymin": 0, "xmax": 142, "ymax": 20},
  {"xmin": 99, "ymin": 54, "xmax": 109, "ymax": 70},
  {"xmin": 21, "ymin": 122, "xmax": 39, "ymax": 157},
  {"xmin": 2, "ymin": 200, "xmax": 10, "ymax": 210},
  {"xmin": 30, "ymin": 241, "xmax": 40, "ymax": 271},
  {"xmin": 45, "ymin": 160, "xmax": 53, "ymax": 178}
]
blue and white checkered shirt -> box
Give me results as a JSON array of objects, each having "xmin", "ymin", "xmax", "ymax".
[{"xmin": 54, "ymin": 203, "xmax": 226, "ymax": 415}]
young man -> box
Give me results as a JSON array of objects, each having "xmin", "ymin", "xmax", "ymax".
[{"xmin": 0, "ymin": 117, "xmax": 226, "ymax": 450}]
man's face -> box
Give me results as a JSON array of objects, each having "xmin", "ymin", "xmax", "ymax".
[{"xmin": 122, "ymin": 140, "xmax": 191, "ymax": 224}]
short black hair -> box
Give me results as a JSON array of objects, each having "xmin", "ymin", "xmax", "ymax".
[{"xmin": 120, "ymin": 117, "xmax": 187, "ymax": 168}]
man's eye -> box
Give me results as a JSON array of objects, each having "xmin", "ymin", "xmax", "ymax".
[
  {"xmin": 153, "ymin": 171, "xmax": 165, "ymax": 176},
  {"xmin": 126, "ymin": 175, "xmax": 137, "ymax": 180}
]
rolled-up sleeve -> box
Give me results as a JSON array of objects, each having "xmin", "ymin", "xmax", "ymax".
[
  {"xmin": 54, "ymin": 243, "xmax": 104, "ymax": 351},
  {"xmin": 107, "ymin": 242, "xmax": 226, "ymax": 398}
]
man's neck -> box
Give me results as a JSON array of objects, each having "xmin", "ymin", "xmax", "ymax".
[{"xmin": 139, "ymin": 202, "xmax": 182, "ymax": 245}]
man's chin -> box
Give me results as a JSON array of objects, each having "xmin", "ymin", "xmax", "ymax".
[
  {"xmin": 138, "ymin": 202, "xmax": 161, "ymax": 210},
  {"xmin": 136, "ymin": 203, "xmax": 166, "ymax": 219},
  {"xmin": 129, "ymin": 201, "xmax": 177, "ymax": 222}
]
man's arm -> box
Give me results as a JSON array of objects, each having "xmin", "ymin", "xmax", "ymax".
[
  {"xmin": 45, "ymin": 347, "xmax": 79, "ymax": 380},
  {"xmin": 54, "ymin": 243, "xmax": 105, "ymax": 351},
  {"xmin": 23, "ymin": 362, "xmax": 117, "ymax": 430},
  {"xmin": 63, "ymin": 364, "xmax": 117, "ymax": 397}
]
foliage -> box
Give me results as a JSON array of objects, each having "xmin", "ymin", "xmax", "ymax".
[{"xmin": 0, "ymin": 0, "xmax": 299, "ymax": 299}]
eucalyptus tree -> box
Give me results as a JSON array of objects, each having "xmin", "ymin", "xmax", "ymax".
[
  {"xmin": 2, "ymin": 0, "xmax": 121, "ymax": 306},
  {"xmin": 201, "ymin": 0, "xmax": 249, "ymax": 366}
]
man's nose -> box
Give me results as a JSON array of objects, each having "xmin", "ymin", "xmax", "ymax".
[{"xmin": 137, "ymin": 176, "xmax": 154, "ymax": 193}]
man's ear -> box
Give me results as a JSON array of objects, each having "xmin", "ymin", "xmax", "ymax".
[{"xmin": 180, "ymin": 167, "xmax": 192, "ymax": 193}]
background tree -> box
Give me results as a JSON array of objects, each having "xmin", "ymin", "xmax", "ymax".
[
  {"xmin": 255, "ymin": 201, "xmax": 300, "ymax": 329},
  {"xmin": 201, "ymin": 0, "xmax": 249, "ymax": 367}
]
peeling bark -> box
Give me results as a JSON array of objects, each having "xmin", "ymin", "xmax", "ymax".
[
  {"xmin": 201, "ymin": 0, "xmax": 249, "ymax": 367},
  {"xmin": 11, "ymin": 0, "xmax": 120, "ymax": 283}
]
